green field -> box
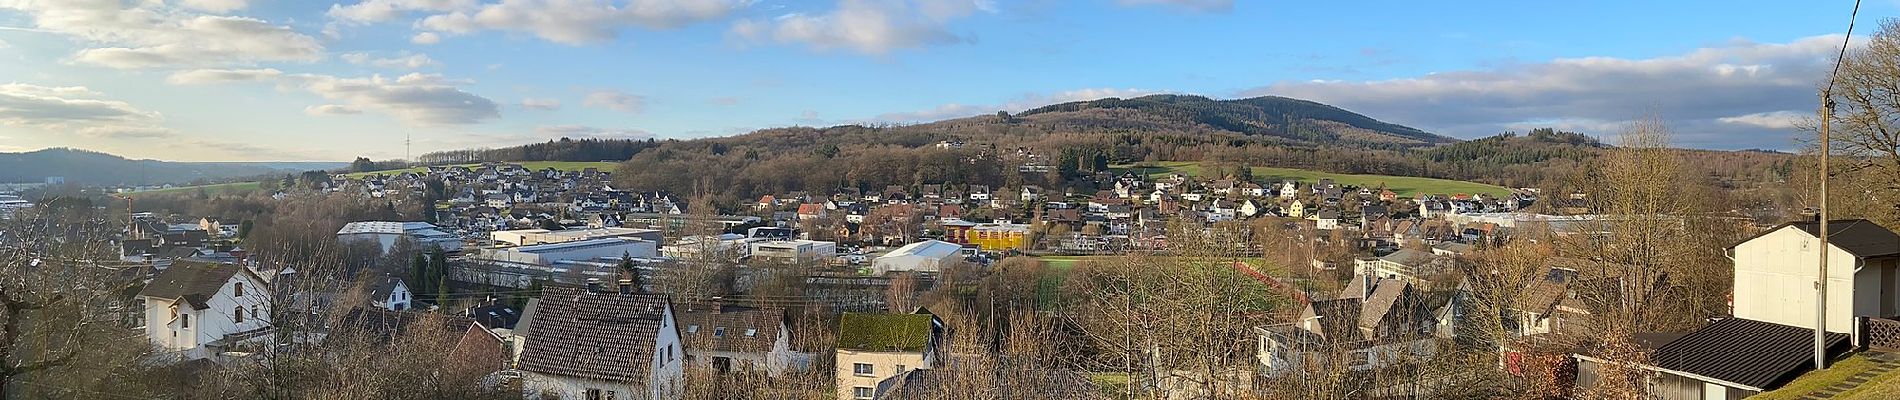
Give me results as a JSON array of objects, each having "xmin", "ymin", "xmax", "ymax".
[
  {"xmin": 125, "ymin": 181, "xmax": 267, "ymax": 198},
  {"xmin": 340, "ymin": 161, "xmax": 619, "ymax": 179},
  {"xmin": 1114, "ymin": 161, "xmax": 1510, "ymax": 197}
]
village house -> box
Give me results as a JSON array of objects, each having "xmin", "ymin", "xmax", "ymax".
[
  {"xmin": 836, "ymin": 310, "xmax": 945, "ymax": 400},
  {"xmin": 137, "ymin": 260, "xmax": 274, "ymax": 361},
  {"xmin": 516, "ymin": 285, "xmax": 685, "ymax": 400},
  {"xmin": 674, "ymin": 302, "xmax": 806, "ymax": 377},
  {"xmin": 1257, "ymin": 276, "xmax": 1440, "ymax": 378},
  {"xmin": 1730, "ymin": 219, "xmax": 1900, "ymax": 334},
  {"xmin": 330, "ymin": 307, "xmax": 508, "ymax": 378},
  {"xmin": 368, "ymin": 275, "xmax": 413, "ymax": 311},
  {"xmin": 1569, "ymin": 219, "xmax": 1900, "ymax": 399},
  {"xmin": 1355, "ymin": 248, "xmax": 1447, "ymax": 283}
]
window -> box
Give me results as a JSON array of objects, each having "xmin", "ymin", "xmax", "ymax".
[
  {"xmin": 235, "ymin": 307, "xmax": 245, "ymax": 324},
  {"xmin": 585, "ymin": 388, "xmax": 603, "ymax": 400},
  {"xmin": 605, "ymin": 391, "xmax": 616, "ymax": 400},
  {"xmin": 896, "ymin": 364, "xmax": 907, "ymax": 374},
  {"xmin": 234, "ymin": 282, "xmax": 243, "ymax": 297},
  {"xmin": 713, "ymin": 327, "xmax": 726, "ymax": 337},
  {"xmin": 852, "ymin": 363, "xmax": 874, "ymax": 376},
  {"xmin": 180, "ymin": 314, "xmax": 190, "ymax": 329},
  {"xmin": 687, "ymin": 325, "xmax": 699, "ymax": 334},
  {"xmin": 852, "ymin": 387, "xmax": 874, "ymax": 399},
  {"xmin": 744, "ymin": 328, "xmax": 757, "ymax": 337}
]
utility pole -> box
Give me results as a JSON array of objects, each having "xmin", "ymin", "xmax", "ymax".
[
  {"xmin": 1816, "ymin": 91, "xmax": 1832, "ymax": 370},
  {"xmin": 1816, "ymin": 0, "xmax": 1860, "ymax": 370}
]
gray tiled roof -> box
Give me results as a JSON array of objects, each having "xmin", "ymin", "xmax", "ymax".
[
  {"xmin": 676, "ymin": 303, "xmax": 784, "ymax": 354},
  {"xmin": 137, "ymin": 260, "xmax": 245, "ymax": 309},
  {"xmin": 517, "ymin": 287, "xmax": 671, "ymax": 382}
]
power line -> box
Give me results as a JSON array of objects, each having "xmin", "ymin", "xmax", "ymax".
[{"xmin": 1822, "ymin": 0, "xmax": 1864, "ymax": 98}]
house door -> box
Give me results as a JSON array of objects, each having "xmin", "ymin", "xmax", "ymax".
[{"xmin": 1886, "ymin": 259, "xmax": 1899, "ymax": 318}]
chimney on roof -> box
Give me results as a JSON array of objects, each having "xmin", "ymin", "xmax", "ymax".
[
  {"xmin": 586, "ymin": 278, "xmax": 604, "ymax": 293},
  {"xmin": 711, "ymin": 296, "xmax": 725, "ymax": 314},
  {"xmin": 617, "ymin": 268, "xmax": 636, "ymax": 295}
]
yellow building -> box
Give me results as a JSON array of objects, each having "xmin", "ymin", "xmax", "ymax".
[
  {"xmin": 950, "ymin": 222, "xmax": 1030, "ymax": 251},
  {"xmin": 1288, "ymin": 200, "xmax": 1307, "ymax": 218},
  {"xmin": 835, "ymin": 311, "xmax": 943, "ymax": 400}
]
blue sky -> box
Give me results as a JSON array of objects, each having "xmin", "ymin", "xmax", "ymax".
[{"xmin": 0, "ymin": 0, "xmax": 1883, "ymax": 161}]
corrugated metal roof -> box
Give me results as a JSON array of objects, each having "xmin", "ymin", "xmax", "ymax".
[{"xmin": 1646, "ymin": 318, "xmax": 1850, "ymax": 390}]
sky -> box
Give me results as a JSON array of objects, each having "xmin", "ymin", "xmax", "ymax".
[{"xmin": 0, "ymin": 0, "xmax": 1885, "ymax": 161}]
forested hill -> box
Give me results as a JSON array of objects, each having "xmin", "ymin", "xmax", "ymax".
[
  {"xmin": 0, "ymin": 148, "xmax": 344, "ymax": 185},
  {"xmin": 415, "ymin": 138, "xmax": 660, "ymax": 164},
  {"xmin": 409, "ymin": 94, "xmax": 1456, "ymax": 167},
  {"xmin": 1012, "ymin": 94, "xmax": 1456, "ymax": 147}
]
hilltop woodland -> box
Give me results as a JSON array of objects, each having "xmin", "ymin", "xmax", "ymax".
[{"xmin": 617, "ymin": 126, "xmax": 1796, "ymax": 215}]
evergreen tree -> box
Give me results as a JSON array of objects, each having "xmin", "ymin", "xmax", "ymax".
[
  {"xmin": 619, "ymin": 251, "xmax": 642, "ymax": 293},
  {"xmin": 411, "ymin": 253, "xmax": 429, "ymax": 294}
]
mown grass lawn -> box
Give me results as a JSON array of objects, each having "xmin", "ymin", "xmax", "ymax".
[
  {"xmin": 1754, "ymin": 354, "xmax": 1894, "ymax": 399},
  {"xmin": 1113, "ymin": 161, "xmax": 1510, "ymax": 197}
]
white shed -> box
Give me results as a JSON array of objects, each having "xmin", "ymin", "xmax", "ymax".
[{"xmin": 873, "ymin": 240, "xmax": 965, "ymax": 275}]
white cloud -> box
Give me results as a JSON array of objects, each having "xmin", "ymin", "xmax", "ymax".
[
  {"xmin": 0, "ymin": 1, "xmax": 323, "ymax": 69},
  {"xmin": 871, "ymin": 88, "xmax": 1172, "ymax": 122},
  {"xmin": 327, "ymin": 0, "xmax": 478, "ymax": 24},
  {"xmin": 304, "ymin": 104, "xmax": 364, "ymax": 115},
  {"xmin": 729, "ymin": 0, "xmax": 992, "ymax": 54},
  {"xmin": 411, "ymin": 31, "xmax": 442, "ymax": 44},
  {"xmin": 178, "ymin": 0, "xmax": 252, "ymax": 13},
  {"xmin": 1718, "ymin": 111, "xmax": 1807, "ymax": 130},
  {"xmin": 583, "ymin": 90, "xmax": 645, "ymax": 113},
  {"xmin": 0, "ymin": 83, "xmax": 174, "ymax": 139},
  {"xmin": 1115, "ymin": 0, "xmax": 1232, "ymax": 13},
  {"xmin": 77, "ymin": 125, "xmax": 176, "ymax": 139},
  {"xmin": 521, "ymin": 97, "xmax": 561, "ymax": 110},
  {"xmin": 1238, "ymin": 35, "xmax": 1849, "ymax": 149},
  {"xmin": 415, "ymin": 0, "xmax": 747, "ymax": 44},
  {"xmin": 164, "ymin": 68, "xmax": 285, "ymax": 85},
  {"xmin": 341, "ymin": 51, "xmax": 442, "ymax": 69},
  {"xmin": 168, "ymin": 69, "xmax": 502, "ymax": 125}
]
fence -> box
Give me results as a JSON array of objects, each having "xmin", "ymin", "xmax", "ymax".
[{"xmin": 1864, "ymin": 317, "xmax": 1900, "ymax": 350}]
